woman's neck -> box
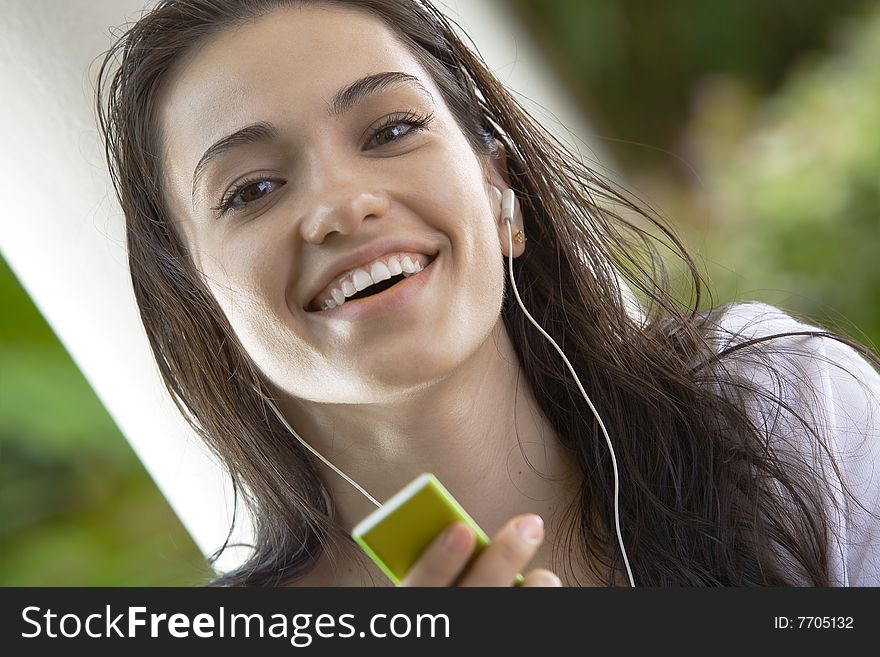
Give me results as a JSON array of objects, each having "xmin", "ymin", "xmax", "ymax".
[{"xmin": 278, "ymin": 319, "xmax": 584, "ymax": 582}]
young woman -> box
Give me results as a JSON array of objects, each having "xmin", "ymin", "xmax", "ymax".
[{"xmin": 96, "ymin": 0, "xmax": 880, "ymax": 587}]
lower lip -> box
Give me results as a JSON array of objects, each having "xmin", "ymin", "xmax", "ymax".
[{"xmin": 308, "ymin": 255, "xmax": 439, "ymax": 322}]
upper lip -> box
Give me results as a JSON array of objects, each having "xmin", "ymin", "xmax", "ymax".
[{"xmin": 303, "ymin": 237, "xmax": 439, "ymax": 310}]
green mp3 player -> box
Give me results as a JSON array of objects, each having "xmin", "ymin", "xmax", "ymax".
[{"xmin": 351, "ymin": 473, "xmax": 525, "ymax": 587}]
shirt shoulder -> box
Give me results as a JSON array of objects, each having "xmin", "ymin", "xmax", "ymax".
[{"xmin": 706, "ymin": 301, "xmax": 880, "ymax": 586}]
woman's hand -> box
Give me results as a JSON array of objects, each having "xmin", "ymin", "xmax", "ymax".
[{"xmin": 398, "ymin": 514, "xmax": 562, "ymax": 587}]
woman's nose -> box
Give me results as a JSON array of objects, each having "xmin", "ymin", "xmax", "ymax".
[{"xmin": 299, "ymin": 184, "xmax": 391, "ymax": 245}]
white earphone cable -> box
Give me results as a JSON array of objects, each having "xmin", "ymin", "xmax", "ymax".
[
  {"xmin": 261, "ymin": 393, "xmax": 383, "ymax": 509},
  {"xmin": 501, "ymin": 188, "xmax": 636, "ymax": 587}
]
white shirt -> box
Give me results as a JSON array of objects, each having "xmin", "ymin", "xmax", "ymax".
[{"xmin": 710, "ymin": 302, "xmax": 880, "ymax": 585}]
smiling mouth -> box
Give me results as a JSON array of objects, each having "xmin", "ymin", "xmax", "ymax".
[{"xmin": 306, "ymin": 253, "xmax": 438, "ymax": 313}]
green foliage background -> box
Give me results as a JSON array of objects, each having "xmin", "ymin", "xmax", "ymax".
[
  {"xmin": 1, "ymin": 0, "xmax": 877, "ymax": 584},
  {"xmin": 512, "ymin": 0, "xmax": 879, "ymax": 347},
  {"xmin": 0, "ymin": 256, "xmax": 209, "ymax": 585}
]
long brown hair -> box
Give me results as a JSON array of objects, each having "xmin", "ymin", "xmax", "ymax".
[{"xmin": 96, "ymin": 0, "xmax": 879, "ymax": 585}]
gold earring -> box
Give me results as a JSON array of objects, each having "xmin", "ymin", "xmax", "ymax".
[{"xmin": 514, "ymin": 230, "xmax": 526, "ymax": 244}]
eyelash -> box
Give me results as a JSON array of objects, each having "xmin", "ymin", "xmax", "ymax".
[{"xmin": 211, "ymin": 110, "xmax": 436, "ymax": 217}]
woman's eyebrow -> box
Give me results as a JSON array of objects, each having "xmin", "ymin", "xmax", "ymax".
[
  {"xmin": 328, "ymin": 71, "xmax": 434, "ymax": 116},
  {"xmin": 191, "ymin": 71, "xmax": 434, "ymax": 199},
  {"xmin": 192, "ymin": 122, "xmax": 277, "ymax": 200}
]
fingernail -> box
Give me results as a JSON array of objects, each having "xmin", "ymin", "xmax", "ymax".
[
  {"xmin": 537, "ymin": 573, "xmax": 562, "ymax": 587},
  {"xmin": 442, "ymin": 523, "xmax": 471, "ymax": 553},
  {"xmin": 515, "ymin": 515, "xmax": 543, "ymax": 543}
]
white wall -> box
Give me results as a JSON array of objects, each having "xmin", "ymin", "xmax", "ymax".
[{"xmin": 0, "ymin": 0, "xmax": 609, "ymax": 574}]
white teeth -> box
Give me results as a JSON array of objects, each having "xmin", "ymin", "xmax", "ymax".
[
  {"xmin": 313, "ymin": 252, "xmax": 432, "ymax": 311},
  {"xmin": 369, "ymin": 260, "xmax": 392, "ymax": 282},
  {"xmin": 352, "ymin": 268, "xmax": 372, "ymax": 292},
  {"xmin": 387, "ymin": 256, "xmax": 403, "ymax": 276}
]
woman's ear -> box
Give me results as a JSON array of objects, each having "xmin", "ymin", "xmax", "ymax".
[
  {"xmin": 485, "ymin": 140, "xmax": 525, "ymax": 259},
  {"xmin": 487, "ymin": 138, "xmax": 512, "ymax": 189}
]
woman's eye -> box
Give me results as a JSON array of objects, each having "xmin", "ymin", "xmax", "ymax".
[
  {"xmin": 372, "ymin": 122, "xmax": 413, "ymax": 146},
  {"xmin": 214, "ymin": 178, "xmax": 284, "ymax": 216},
  {"xmin": 237, "ymin": 180, "xmax": 275, "ymax": 203},
  {"xmin": 367, "ymin": 111, "xmax": 434, "ymax": 149}
]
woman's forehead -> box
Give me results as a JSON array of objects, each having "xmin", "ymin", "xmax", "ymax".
[{"xmin": 163, "ymin": 5, "xmax": 426, "ymax": 121}]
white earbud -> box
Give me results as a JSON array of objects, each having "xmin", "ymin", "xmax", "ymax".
[{"xmin": 501, "ymin": 188, "xmax": 515, "ymax": 224}]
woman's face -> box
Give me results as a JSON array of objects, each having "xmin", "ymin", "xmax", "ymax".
[{"xmin": 159, "ymin": 5, "xmax": 515, "ymax": 404}]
